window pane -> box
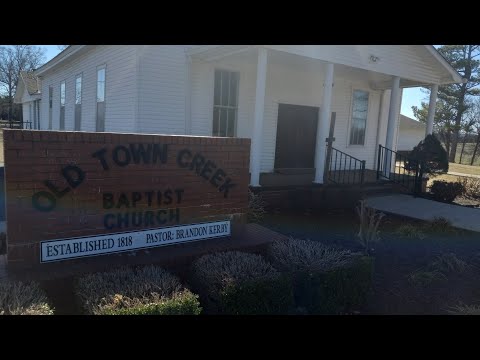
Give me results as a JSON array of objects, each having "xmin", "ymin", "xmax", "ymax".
[
  {"xmin": 97, "ymin": 68, "xmax": 106, "ymax": 102},
  {"xmin": 214, "ymin": 70, "xmax": 221, "ymax": 106},
  {"xmin": 219, "ymin": 108, "xmax": 227, "ymax": 136},
  {"xmin": 229, "ymin": 72, "xmax": 238, "ymax": 107},
  {"xmin": 76, "ymin": 76, "xmax": 82, "ymax": 105},
  {"xmin": 60, "ymin": 81, "xmax": 66, "ymax": 107},
  {"xmin": 227, "ymin": 109, "xmax": 236, "ymax": 137},
  {"xmin": 349, "ymin": 90, "xmax": 369, "ymax": 145},
  {"xmin": 97, "ymin": 68, "xmax": 105, "ymax": 82},
  {"xmin": 97, "ymin": 81, "xmax": 105, "ymax": 102},
  {"xmin": 213, "ymin": 107, "xmax": 220, "ymax": 136},
  {"xmin": 221, "ymin": 71, "xmax": 229, "ymax": 106}
]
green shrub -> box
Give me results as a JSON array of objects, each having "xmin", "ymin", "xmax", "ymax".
[
  {"xmin": 294, "ymin": 256, "xmax": 374, "ymax": 314},
  {"xmin": 75, "ymin": 265, "xmax": 201, "ymax": 315},
  {"xmin": 0, "ymin": 280, "xmax": 53, "ymax": 315},
  {"xmin": 100, "ymin": 292, "xmax": 201, "ymax": 315},
  {"xmin": 394, "ymin": 224, "xmax": 426, "ymax": 239},
  {"xmin": 407, "ymin": 134, "xmax": 449, "ymax": 175},
  {"xmin": 429, "ymin": 180, "xmax": 465, "ymax": 203},
  {"xmin": 190, "ymin": 251, "xmax": 294, "ymax": 314},
  {"xmin": 267, "ymin": 238, "xmax": 374, "ymax": 314}
]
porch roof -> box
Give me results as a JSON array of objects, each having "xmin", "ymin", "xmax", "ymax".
[{"xmin": 187, "ymin": 45, "xmax": 464, "ymax": 87}]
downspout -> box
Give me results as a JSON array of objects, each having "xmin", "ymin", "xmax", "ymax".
[{"xmin": 185, "ymin": 52, "xmax": 192, "ymax": 135}]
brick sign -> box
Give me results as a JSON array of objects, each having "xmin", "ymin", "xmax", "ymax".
[{"xmin": 3, "ymin": 130, "xmax": 250, "ymax": 267}]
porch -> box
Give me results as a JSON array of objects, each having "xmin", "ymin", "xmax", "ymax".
[{"xmin": 188, "ymin": 45, "xmax": 459, "ymax": 190}]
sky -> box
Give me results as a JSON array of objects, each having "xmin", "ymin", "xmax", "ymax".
[{"xmin": 33, "ymin": 45, "xmax": 428, "ymax": 119}]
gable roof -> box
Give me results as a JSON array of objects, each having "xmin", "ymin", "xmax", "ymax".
[
  {"xmin": 399, "ymin": 115, "xmax": 426, "ymax": 131},
  {"xmin": 20, "ymin": 71, "xmax": 41, "ymax": 95},
  {"xmin": 13, "ymin": 71, "xmax": 41, "ymax": 103}
]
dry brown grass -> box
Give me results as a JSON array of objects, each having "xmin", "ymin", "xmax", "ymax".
[
  {"xmin": 0, "ymin": 280, "xmax": 54, "ymax": 315},
  {"xmin": 449, "ymin": 162, "xmax": 480, "ymax": 176},
  {"xmin": 75, "ymin": 265, "xmax": 188, "ymax": 315}
]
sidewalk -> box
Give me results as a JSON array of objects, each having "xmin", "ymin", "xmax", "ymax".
[
  {"xmin": 366, "ymin": 194, "xmax": 480, "ymax": 233},
  {"xmin": 448, "ymin": 171, "xmax": 480, "ymax": 179}
]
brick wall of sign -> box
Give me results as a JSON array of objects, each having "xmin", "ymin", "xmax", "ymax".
[{"xmin": 3, "ymin": 130, "xmax": 250, "ymax": 268}]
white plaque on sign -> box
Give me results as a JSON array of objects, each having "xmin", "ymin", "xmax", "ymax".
[{"xmin": 40, "ymin": 220, "xmax": 231, "ymax": 263}]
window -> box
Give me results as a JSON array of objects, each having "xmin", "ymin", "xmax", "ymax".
[
  {"xmin": 75, "ymin": 74, "xmax": 82, "ymax": 131},
  {"xmin": 75, "ymin": 75, "xmax": 82, "ymax": 105},
  {"xmin": 96, "ymin": 66, "xmax": 106, "ymax": 132},
  {"xmin": 59, "ymin": 80, "xmax": 66, "ymax": 130},
  {"xmin": 48, "ymin": 86, "xmax": 53, "ymax": 130},
  {"xmin": 213, "ymin": 69, "xmax": 239, "ymax": 137},
  {"xmin": 349, "ymin": 90, "xmax": 369, "ymax": 145}
]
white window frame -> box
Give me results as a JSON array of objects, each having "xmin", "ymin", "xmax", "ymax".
[
  {"xmin": 347, "ymin": 88, "xmax": 370, "ymax": 147},
  {"xmin": 96, "ymin": 65, "xmax": 106, "ymax": 103},
  {"xmin": 212, "ymin": 68, "xmax": 240, "ymax": 137}
]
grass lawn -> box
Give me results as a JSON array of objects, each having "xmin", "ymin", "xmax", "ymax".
[{"xmin": 448, "ymin": 162, "xmax": 480, "ymax": 176}]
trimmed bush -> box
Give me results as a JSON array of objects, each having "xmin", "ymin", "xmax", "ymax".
[
  {"xmin": 429, "ymin": 180, "xmax": 465, "ymax": 203},
  {"xmin": 0, "ymin": 280, "xmax": 53, "ymax": 315},
  {"xmin": 190, "ymin": 251, "xmax": 294, "ymax": 314},
  {"xmin": 458, "ymin": 176, "xmax": 480, "ymax": 200},
  {"xmin": 247, "ymin": 190, "xmax": 267, "ymax": 223},
  {"xmin": 267, "ymin": 238, "xmax": 374, "ymax": 314},
  {"xmin": 407, "ymin": 134, "xmax": 449, "ymax": 175},
  {"xmin": 75, "ymin": 265, "xmax": 201, "ymax": 315}
]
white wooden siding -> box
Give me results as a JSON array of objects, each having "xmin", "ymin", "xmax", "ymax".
[
  {"xmin": 137, "ymin": 46, "xmax": 199, "ymax": 135},
  {"xmin": 39, "ymin": 45, "xmax": 137, "ymax": 133},
  {"xmin": 191, "ymin": 56, "xmax": 385, "ymax": 172}
]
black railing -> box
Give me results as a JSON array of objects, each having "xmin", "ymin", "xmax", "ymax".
[
  {"xmin": 377, "ymin": 144, "xmax": 423, "ymax": 194},
  {"xmin": 327, "ymin": 147, "xmax": 366, "ymax": 185}
]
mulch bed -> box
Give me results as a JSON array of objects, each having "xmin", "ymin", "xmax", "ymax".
[{"xmin": 261, "ymin": 208, "xmax": 480, "ymax": 315}]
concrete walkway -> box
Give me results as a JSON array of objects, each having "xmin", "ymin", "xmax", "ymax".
[
  {"xmin": 365, "ymin": 194, "xmax": 480, "ymax": 233},
  {"xmin": 448, "ymin": 171, "xmax": 480, "ymax": 179}
]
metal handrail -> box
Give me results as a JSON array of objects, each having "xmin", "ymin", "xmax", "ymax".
[
  {"xmin": 327, "ymin": 146, "xmax": 366, "ymax": 185},
  {"xmin": 376, "ymin": 144, "xmax": 424, "ymax": 194}
]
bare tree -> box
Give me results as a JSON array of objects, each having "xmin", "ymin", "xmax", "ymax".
[
  {"xmin": 57, "ymin": 45, "xmax": 69, "ymax": 51},
  {"xmin": 468, "ymin": 98, "xmax": 480, "ymax": 165},
  {"xmin": 0, "ymin": 45, "xmax": 45, "ymax": 122}
]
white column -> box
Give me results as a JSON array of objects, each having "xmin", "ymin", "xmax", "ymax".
[
  {"xmin": 426, "ymin": 84, "xmax": 438, "ymax": 136},
  {"xmin": 385, "ymin": 76, "xmax": 401, "ymax": 150},
  {"xmin": 313, "ymin": 62, "xmax": 334, "ymax": 184},
  {"xmin": 250, "ymin": 47, "xmax": 268, "ymax": 187}
]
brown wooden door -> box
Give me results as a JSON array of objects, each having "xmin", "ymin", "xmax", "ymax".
[{"xmin": 274, "ymin": 104, "xmax": 319, "ymax": 169}]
